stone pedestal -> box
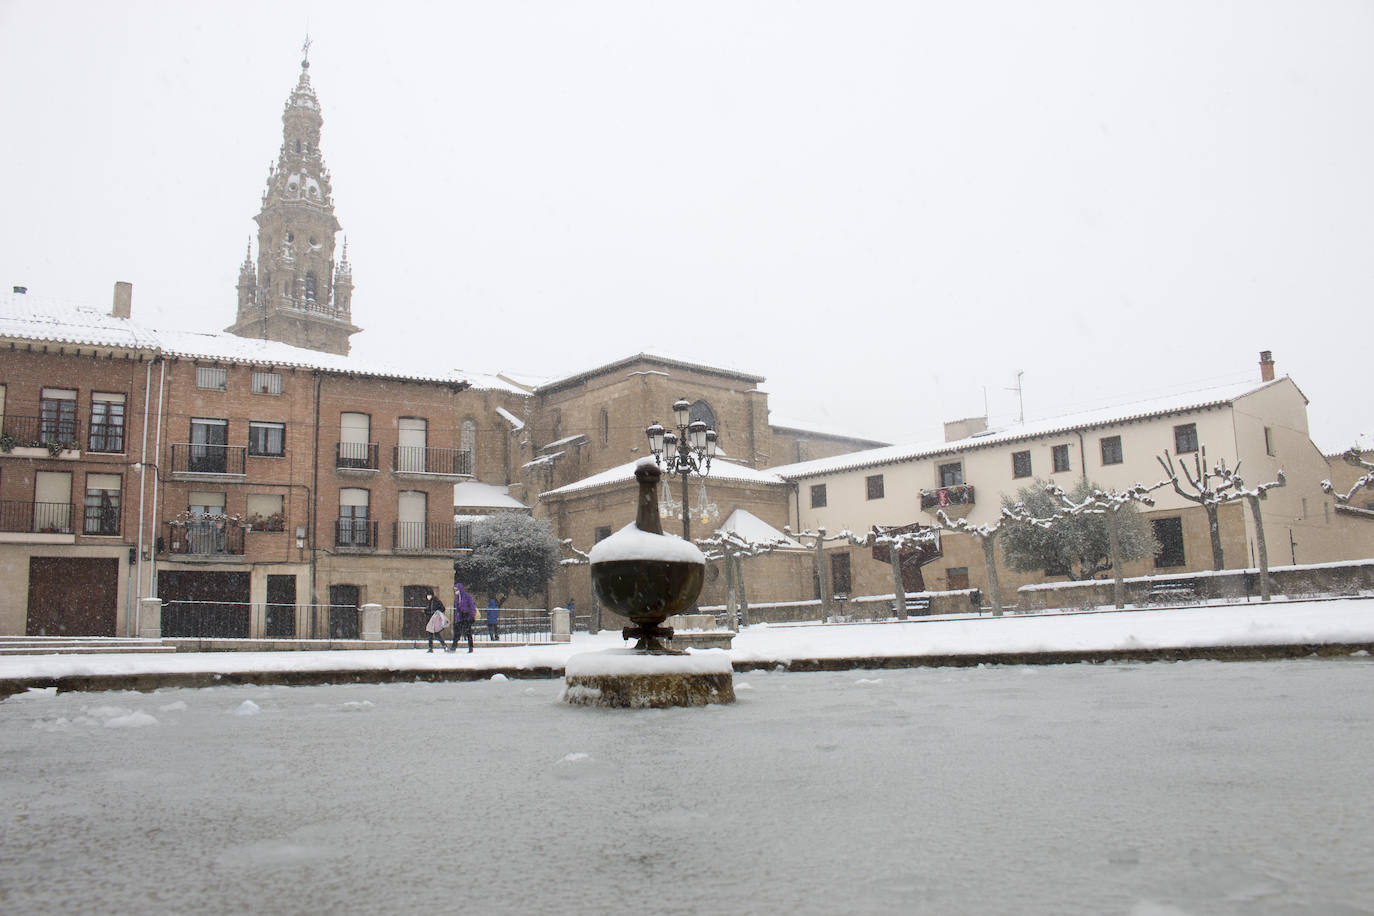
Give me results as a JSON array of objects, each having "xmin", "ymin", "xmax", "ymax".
[
  {"xmin": 359, "ymin": 603, "xmax": 383, "ymax": 641},
  {"xmin": 552, "ymin": 606, "xmax": 571, "ymax": 643},
  {"xmin": 138, "ymin": 598, "xmax": 162, "ymax": 640},
  {"xmin": 564, "ymin": 648, "xmax": 734, "ymax": 708}
]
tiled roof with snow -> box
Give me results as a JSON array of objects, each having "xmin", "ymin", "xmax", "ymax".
[
  {"xmin": 769, "ymin": 378, "xmax": 1286, "ymax": 480},
  {"xmin": 0, "ymin": 293, "xmax": 521, "ymax": 389},
  {"xmin": 495, "ymin": 407, "xmax": 525, "ymax": 430},
  {"xmin": 453, "ymin": 481, "xmax": 528, "ymax": 510},
  {"xmin": 717, "ymin": 508, "xmax": 804, "ymax": 548},
  {"xmin": 534, "ymin": 351, "xmax": 765, "ymax": 393},
  {"xmin": 540, "ymin": 457, "xmax": 788, "ymax": 499}
]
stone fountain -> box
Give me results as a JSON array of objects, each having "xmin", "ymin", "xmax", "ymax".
[{"xmin": 564, "ymin": 459, "xmax": 735, "ymax": 708}]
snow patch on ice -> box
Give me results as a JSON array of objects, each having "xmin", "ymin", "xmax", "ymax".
[
  {"xmin": 234, "ymin": 700, "xmax": 261, "ymax": 716},
  {"xmin": 159, "ymin": 700, "xmax": 187, "ymax": 712},
  {"xmin": 855, "ymin": 678, "xmax": 883, "ymax": 686},
  {"xmin": 341, "ymin": 700, "xmax": 374, "ymax": 711},
  {"xmin": 105, "ymin": 709, "xmax": 158, "ymax": 728},
  {"xmin": 489, "ymin": 673, "xmax": 508, "ymax": 682}
]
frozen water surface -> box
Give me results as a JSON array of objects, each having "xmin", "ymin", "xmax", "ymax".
[{"xmin": 1, "ymin": 659, "xmax": 1372, "ymax": 916}]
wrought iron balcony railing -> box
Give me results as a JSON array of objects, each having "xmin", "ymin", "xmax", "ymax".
[
  {"xmin": 171, "ymin": 443, "xmax": 247, "ymax": 475},
  {"xmin": 392, "ymin": 446, "xmax": 473, "ymax": 476},
  {"xmin": 164, "ymin": 520, "xmax": 246, "ymax": 556},
  {"xmin": 920, "ymin": 484, "xmax": 976, "ymax": 510},
  {"xmin": 335, "ymin": 518, "xmax": 379, "ymax": 549},
  {"xmin": 335, "ymin": 442, "xmax": 380, "ymax": 471},
  {"xmin": 0, "ymin": 499, "xmax": 76, "ymax": 533}
]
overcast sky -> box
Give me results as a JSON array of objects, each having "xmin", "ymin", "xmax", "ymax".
[{"xmin": 2, "ymin": 1, "xmax": 1369, "ymax": 451}]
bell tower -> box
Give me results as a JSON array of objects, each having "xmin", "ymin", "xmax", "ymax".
[{"xmin": 228, "ymin": 38, "xmax": 360, "ymax": 355}]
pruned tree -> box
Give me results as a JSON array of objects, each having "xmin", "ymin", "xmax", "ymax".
[
  {"xmin": 1041, "ymin": 482, "xmax": 1164, "ymax": 609},
  {"xmin": 933, "ymin": 507, "xmax": 1026, "ymax": 617},
  {"xmin": 1157, "ymin": 447, "xmax": 1235, "ymax": 570},
  {"xmin": 453, "ymin": 513, "xmax": 560, "ymax": 607},
  {"xmin": 1212, "ymin": 461, "xmax": 1285, "ymax": 601},
  {"xmin": 999, "ymin": 479, "xmax": 1159, "ymax": 608},
  {"xmin": 841, "ymin": 525, "xmax": 942, "ymax": 619},
  {"xmin": 1321, "ymin": 447, "xmax": 1374, "ymax": 505},
  {"xmin": 784, "ymin": 526, "xmax": 853, "ymax": 622},
  {"xmin": 696, "ymin": 529, "xmax": 790, "ymax": 630}
]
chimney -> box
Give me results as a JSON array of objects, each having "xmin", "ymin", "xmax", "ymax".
[
  {"xmin": 1259, "ymin": 350, "xmax": 1275, "ymax": 382},
  {"xmin": 944, "ymin": 416, "xmax": 988, "ymax": 442},
  {"xmin": 12, "ymin": 286, "xmax": 26, "ymax": 294},
  {"xmin": 112, "ymin": 281, "xmax": 132, "ymax": 319}
]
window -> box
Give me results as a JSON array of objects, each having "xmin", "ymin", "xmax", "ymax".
[
  {"xmin": 1100, "ymin": 436, "xmax": 1123, "ymax": 465},
  {"xmin": 1152, "ymin": 517, "xmax": 1185, "ymax": 568},
  {"xmin": 189, "ymin": 418, "xmax": 229, "ymax": 473},
  {"xmin": 188, "ymin": 491, "xmax": 226, "ymax": 517},
  {"xmin": 397, "ymin": 417, "xmax": 427, "ymax": 472},
  {"xmin": 338, "ymin": 488, "xmax": 370, "ymax": 546},
  {"xmin": 88, "ymin": 393, "xmax": 125, "ymax": 453},
  {"xmin": 594, "ymin": 525, "xmax": 612, "ymax": 543},
  {"xmin": 248, "ymin": 421, "xmax": 285, "ymax": 457},
  {"xmin": 305, "ymin": 272, "xmax": 318, "ymax": 301},
  {"xmin": 1264, "ymin": 427, "xmax": 1275, "ymax": 457},
  {"xmin": 195, "ymin": 367, "xmax": 227, "ymax": 391},
  {"xmin": 251, "ymin": 371, "xmax": 282, "ymax": 395},
  {"xmin": 1174, "ymin": 423, "xmax": 1198, "ymax": 454},
  {"xmin": 1012, "ymin": 451, "xmax": 1032, "ymax": 478},
  {"xmin": 830, "ymin": 553, "xmax": 852, "ymax": 597},
  {"xmin": 690, "ymin": 400, "xmax": 717, "ymax": 431},
  {"xmin": 83, "ymin": 473, "xmax": 122, "ymax": 536},
  {"xmin": 246, "ymin": 494, "xmax": 284, "ymax": 531},
  {"xmin": 1052, "ymin": 444, "xmax": 1071, "ymax": 473},
  {"xmin": 39, "ymin": 388, "xmax": 77, "ymax": 445},
  {"xmin": 397, "ymin": 490, "xmax": 427, "ymax": 550},
  {"xmin": 939, "ymin": 462, "xmax": 963, "ymax": 487},
  {"xmin": 454, "ymin": 520, "xmax": 473, "ymax": 549},
  {"xmin": 339, "ymin": 412, "xmax": 372, "ymax": 468},
  {"xmin": 34, "ymin": 471, "xmax": 73, "ymax": 532},
  {"xmin": 810, "ymin": 484, "xmax": 827, "ymax": 508},
  {"xmin": 599, "ymin": 409, "xmax": 609, "ymax": 445},
  {"xmin": 866, "ymin": 475, "xmax": 885, "ymax": 500}
]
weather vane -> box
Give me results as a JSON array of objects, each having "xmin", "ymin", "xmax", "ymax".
[{"xmin": 301, "ymin": 34, "xmax": 312, "ymax": 67}]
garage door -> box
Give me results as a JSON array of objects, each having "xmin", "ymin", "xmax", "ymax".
[{"xmin": 28, "ymin": 557, "xmax": 119, "ymax": 636}]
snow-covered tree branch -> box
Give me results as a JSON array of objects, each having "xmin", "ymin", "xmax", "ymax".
[{"xmin": 1321, "ymin": 448, "xmax": 1374, "ymax": 505}]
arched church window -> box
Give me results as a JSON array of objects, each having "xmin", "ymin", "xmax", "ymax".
[
  {"xmin": 461, "ymin": 419, "xmax": 477, "ymax": 470},
  {"xmin": 305, "ymin": 273, "xmax": 318, "ymax": 301},
  {"xmin": 690, "ymin": 400, "xmax": 716, "ymax": 431}
]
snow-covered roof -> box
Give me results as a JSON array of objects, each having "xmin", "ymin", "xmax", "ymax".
[
  {"xmin": 540, "ymin": 457, "xmax": 788, "ymax": 499},
  {"xmin": 534, "ymin": 351, "xmax": 765, "ymax": 394},
  {"xmin": 453, "ymin": 481, "xmax": 528, "ymax": 510},
  {"xmin": 542, "ymin": 433, "xmax": 587, "ymax": 451},
  {"xmin": 0, "ymin": 293, "xmax": 494, "ymax": 388},
  {"xmin": 495, "ymin": 407, "xmax": 525, "ymax": 431},
  {"xmin": 770, "ymin": 378, "xmax": 1288, "ymax": 480},
  {"xmin": 768, "ymin": 414, "xmax": 889, "ymax": 447},
  {"xmin": 716, "ymin": 508, "xmax": 803, "ymax": 548}
]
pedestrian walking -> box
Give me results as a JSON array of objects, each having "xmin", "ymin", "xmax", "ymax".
[
  {"xmin": 486, "ymin": 597, "xmax": 500, "ymax": 641},
  {"xmin": 423, "ymin": 592, "xmax": 447, "ymax": 653},
  {"xmin": 453, "ymin": 582, "xmax": 477, "ymax": 653}
]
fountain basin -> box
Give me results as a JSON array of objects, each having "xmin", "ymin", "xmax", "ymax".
[{"xmin": 564, "ymin": 648, "xmax": 735, "ymax": 708}]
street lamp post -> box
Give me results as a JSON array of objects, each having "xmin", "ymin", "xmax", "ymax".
[{"xmin": 645, "ymin": 398, "xmax": 717, "ymax": 541}]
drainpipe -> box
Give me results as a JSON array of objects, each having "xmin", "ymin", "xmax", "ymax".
[
  {"xmin": 149, "ymin": 358, "xmax": 166, "ymax": 598},
  {"xmin": 132, "ymin": 358, "xmax": 153, "ymax": 635},
  {"xmin": 310, "ymin": 371, "xmax": 322, "ymax": 629},
  {"xmin": 1076, "ymin": 431, "xmax": 1088, "ymax": 484}
]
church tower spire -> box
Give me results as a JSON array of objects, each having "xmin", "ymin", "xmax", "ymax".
[{"xmin": 227, "ymin": 39, "xmax": 360, "ymax": 355}]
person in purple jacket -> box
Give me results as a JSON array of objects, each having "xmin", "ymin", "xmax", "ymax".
[{"xmin": 452, "ymin": 582, "xmax": 478, "ymax": 653}]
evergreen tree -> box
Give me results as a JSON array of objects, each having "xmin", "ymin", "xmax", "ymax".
[
  {"xmin": 1000, "ymin": 479, "xmax": 1156, "ymax": 582},
  {"xmin": 453, "ymin": 513, "xmax": 560, "ymax": 607}
]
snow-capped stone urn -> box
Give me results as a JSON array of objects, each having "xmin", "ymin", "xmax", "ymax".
[
  {"xmin": 568, "ymin": 458, "xmax": 734, "ymax": 707},
  {"xmin": 590, "ymin": 459, "xmax": 705, "ymax": 651}
]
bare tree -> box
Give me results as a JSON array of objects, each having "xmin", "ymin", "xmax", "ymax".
[
  {"xmin": 696, "ymin": 529, "xmax": 790, "ymax": 630},
  {"xmin": 784, "ymin": 526, "xmax": 853, "ymax": 622},
  {"xmin": 932, "ymin": 508, "xmax": 1025, "ymax": 617},
  {"xmin": 845, "ymin": 525, "xmax": 941, "ymax": 619},
  {"xmin": 1042, "ymin": 482, "xmax": 1164, "ymax": 609},
  {"xmin": 1321, "ymin": 447, "xmax": 1374, "ymax": 505},
  {"xmin": 1157, "ymin": 447, "xmax": 1234, "ymax": 570},
  {"xmin": 1212, "ymin": 462, "xmax": 1285, "ymax": 601}
]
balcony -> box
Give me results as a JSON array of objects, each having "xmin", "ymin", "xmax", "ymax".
[
  {"xmin": 392, "ymin": 521, "xmax": 471, "ymax": 553},
  {"xmin": 0, "ymin": 414, "xmax": 82, "ymax": 458},
  {"xmin": 391, "ymin": 446, "xmax": 473, "ymax": 478},
  {"xmin": 163, "ymin": 520, "xmax": 246, "ymax": 558},
  {"xmin": 87, "ymin": 421, "xmax": 126, "ymax": 454},
  {"xmin": 0, "ymin": 499, "xmax": 76, "ymax": 537},
  {"xmin": 335, "ymin": 442, "xmax": 380, "ymax": 473},
  {"xmin": 920, "ymin": 484, "xmax": 976, "ymax": 512},
  {"xmin": 171, "ymin": 443, "xmax": 247, "ymax": 476},
  {"xmin": 335, "ymin": 518, "xmax": 379, "ymax": 550}
]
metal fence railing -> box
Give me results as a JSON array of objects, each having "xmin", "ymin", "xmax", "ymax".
[
  {"xmin": 0, "ymin": 499, "xmax": 76, "ymax": 534},
  {"xmin": 154, "ymin": 601, "xmax": 561, "ymax": 643}
]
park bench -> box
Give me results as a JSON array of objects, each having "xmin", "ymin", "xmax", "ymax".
[
  {"xmin": 904, "ymin": 595, "xmax": 932, "ymax": 615},
  {"xmin": 1148, "ymin": 579, "xmax": 1199, "ymax": 604}
]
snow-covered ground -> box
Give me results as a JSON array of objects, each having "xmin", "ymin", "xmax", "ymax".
[
  {"xmin": 0, "ymin": 597, "xmax": 1371, "ymax": 682},
  {"xmin": 2, "ymin": 658, "xmax": 1371, "ymax": 915}
]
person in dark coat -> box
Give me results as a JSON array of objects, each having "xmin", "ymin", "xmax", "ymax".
[
  {"xmin": 423, "ymin": 592, "xmax": 447, "ymax": 653},
  {"xmin": 485, "ymin": 597, "xmax": 500, "ymax": 642},
  {"xmin": 452, "ymin": 582, "xmax": 477, "ymax": 653}
]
